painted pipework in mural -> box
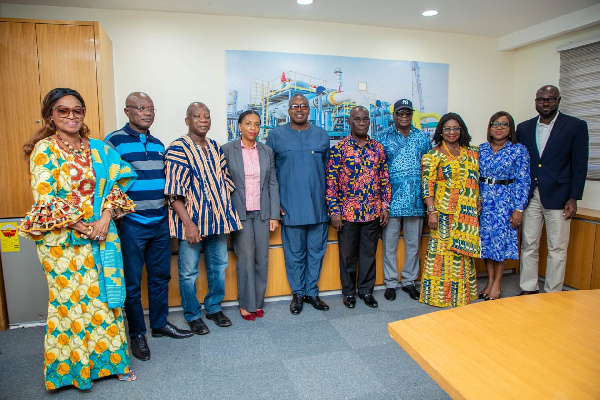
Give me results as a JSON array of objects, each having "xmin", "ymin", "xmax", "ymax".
[{"xmin": 226, "ymin": 51, "xmax": 448, "ymax": 142}]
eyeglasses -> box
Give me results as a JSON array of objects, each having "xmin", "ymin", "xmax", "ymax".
[
  {"xmin": 443, "ymin": 127, "xmax": 461, "ymax": 133},
  {"xmin": 126, "ymin": 106, "xmax": 157, "ymax": 113},
  {"xmin": 490, "ymin": 121, "xmax": 510, "ymax": 128},
  {"xmin": 535, "ymin": 97, "xmax": 558, "ymax": 104},
  {"xmin": 52, "ymin": 106, "xmax": 85, "ymax": 118},
  {"xmin": 394, "ymin": 110, "xmax": 413, "ymax": 117},
  {"xmin": 289, "ymin": 104, "xmax": 309, "ymax": 110}
]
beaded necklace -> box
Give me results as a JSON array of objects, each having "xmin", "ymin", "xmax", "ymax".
[
  {"xmin": 441, "ymin": 141, "xmax": 467, "ymax": 186},
  {"xmin": 56, "ymin": 133, "xmax": 85, "ymax": 154},
  {"xmin": 442, "ymin": 140, "xmax": 460, "ymax": 160}
]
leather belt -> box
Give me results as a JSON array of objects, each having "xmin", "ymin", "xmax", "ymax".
[{"xmin": 479, "ymin": 177, "xmax": 515, "ymax": 185}]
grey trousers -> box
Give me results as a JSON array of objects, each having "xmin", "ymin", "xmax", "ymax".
[
  {"xmin": 381, "ymin": 216, "xmax": 423, "ymax": 288},
  {"xmin": 231, "ymin": 211, "xmax": 270, "ymax": 312}
]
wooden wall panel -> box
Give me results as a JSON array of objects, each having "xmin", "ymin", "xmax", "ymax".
[
  {"xmin": 592, "ymin": 229, "xmax": 600, "ymax": 290},
  {"xmin": 532, "ymin": 221, "xmax": 596, "ymax": 290},
  {"xmin": 93, "ymin": 22, "xmax": 116, "ymax": 136},
  {"xmin": 139, "ymin": 217, "xmax": 600, "ymax": 309},
  {"xmin": 0, "ymin": 21, "xmax": 40, "ymax": 218},
  {"xmin": 35, "ymin": 24, "xmax": 101, "ymax": 139},
  {"xmin": 563, "ymin": 220, "xmax": 595, "ymax": 289},
  {"xmin": 265, "ymin": 247, "xmax": 291, "ymax": 296}
]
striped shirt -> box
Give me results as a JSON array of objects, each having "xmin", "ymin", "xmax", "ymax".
[
  {"xmin": 241, "ymin": 142, "xmax": 261, "ymax": 211},
  {"xmin": 104, "ymin": 123, "xmax": 167, "ymax": 225},
  {"xmin": 164, "ymin": 135, "xmax": 242, "ymax": 240}
]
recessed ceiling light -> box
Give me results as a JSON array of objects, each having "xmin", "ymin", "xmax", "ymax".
[
  {"xmin": 297, "ymin": 0, "xmax": 313, "ymax": 4},
  {"xmin": 422, "ymin": 10, "xmax": 438, "ymax": 17}
]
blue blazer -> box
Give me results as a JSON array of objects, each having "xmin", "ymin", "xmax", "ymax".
[{"xmin": 516, "ymin": 112, "xmax": 588, "ymax": 210}]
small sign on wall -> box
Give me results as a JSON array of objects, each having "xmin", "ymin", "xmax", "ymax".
[{"xmin": 1, "ymin": 222, "xmax": 20, "ymax": 252}]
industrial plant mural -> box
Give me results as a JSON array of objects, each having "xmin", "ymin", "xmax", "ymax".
[{"xmin": 225, "ymin": 50, "xmax": 449, "ymax": 142}]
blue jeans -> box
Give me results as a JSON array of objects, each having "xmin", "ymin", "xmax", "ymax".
[
  {"xmin": 178, "ymin": 234, "xmax": 228, "ymax": 321},
  {"xmin": 120, "ymin": 217, "xmax": 171, "ymax": 338}
]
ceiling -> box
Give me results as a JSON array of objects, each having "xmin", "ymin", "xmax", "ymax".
[{"xmin": 2, "ymin": 0, "xmax": 600, "ymax": 38}]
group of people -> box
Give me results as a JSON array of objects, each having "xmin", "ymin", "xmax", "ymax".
[{"xmin": 19, "ymin": 84, "xmax": 588, "ymax": 391}]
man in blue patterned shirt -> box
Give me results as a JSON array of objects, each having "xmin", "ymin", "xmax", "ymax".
[
  {"xmin": 105, "ymin": 92, "xmax": 193, "ymax": 362},
  {"xmin": 373, "ymin": 99, "xmax": 431, "ymax": 301}
]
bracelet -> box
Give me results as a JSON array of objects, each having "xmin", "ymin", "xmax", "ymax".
[
  {"xmin": 426, "ymin": 206, "xmax": 436, "ymax": 213},
  {"xmin": 514, "ymin": 209, "xmax": 523, "ymax": 213}
]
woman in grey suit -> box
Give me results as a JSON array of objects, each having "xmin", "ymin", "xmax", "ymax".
[{"xmin": 222, "ymin": 110, "xmax": 280, "ymax": 321}]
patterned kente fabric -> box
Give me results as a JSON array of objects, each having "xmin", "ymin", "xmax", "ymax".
[
  {"xmin": 19, "ymin": 137, "xmax": 136, "ymax": 390},
  {"xmin": 164, "ymin": 136, "xmax": 242, "ymax": 240},
  {"xmin": 419, "ymin": 146, "xmax": 480, "ymax": 307}
]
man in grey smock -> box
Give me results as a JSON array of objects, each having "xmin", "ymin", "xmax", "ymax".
[{"xmin": 266, "ymin": 94, "xmax": 331, "ymax": 315}]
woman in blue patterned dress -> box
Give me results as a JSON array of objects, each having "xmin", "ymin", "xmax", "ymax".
[{"xmin": 478, "ymin": 111, "xmax": 530, "ymax": 300}]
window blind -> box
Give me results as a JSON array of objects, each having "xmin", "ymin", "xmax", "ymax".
[{"xmin": 559, "ymin": 40, "xmax": 600, "ymax": 180}]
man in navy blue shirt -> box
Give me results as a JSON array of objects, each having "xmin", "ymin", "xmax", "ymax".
[
  {"xmin": 266, "ymin": 94, "xmax": 331, "ymax": 315},
  {"xmin": 105, "ymin": 92, "xmax": 193, "ymax": 362}
]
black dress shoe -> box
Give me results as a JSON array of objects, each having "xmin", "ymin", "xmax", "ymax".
[
  {"xmin": 151, "ymin": 322, "xmax": 194, "ymax": 339},
  {"xmin": 304, "ymin": 295, "xmax": 330, "ymax": 311},
  {"xmin": 343, "ymin": 295, "xmax": 356, "ymax": 309},
  {"xmin": 130, "ymin": 335, "xmax": 150, "ymax": 361},
  {"xmin": 206, "ymin": 311, "xmax": 232, "ymax": 327},
  {"xmin": 402, "ymin": 285, "xmax": 420, "ymax": 300},
  {"xmin": 188, "ymin": 318, "xmax": 210, "ymax": 335},
  {"xmin": 359, "ymin": 293, "xmax": 378, "ymax": 308},
  {"xmin": 518, "ymin": 290, "xmax": 540, "ymax": 296},
  {"xmin": 290, "ymin": 293, "xmax": 304, "ymax": 315},
  {"xmin": 384, "ymin": 288, "xmax": 396, "ymax": 301}
]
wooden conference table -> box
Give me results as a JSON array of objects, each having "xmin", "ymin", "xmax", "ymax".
[{"xmin": 388, "ymin": 290, "xmax": 600, "ymax": 400}]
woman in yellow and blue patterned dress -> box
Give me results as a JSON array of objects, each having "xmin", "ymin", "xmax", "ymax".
[
  {"xmin": 19, "ymin": 88, "xmax": 137, "ymax": 390},
  {"xmin": 420, "ymin": 112, "xmax": 480, "ymax": 307}
]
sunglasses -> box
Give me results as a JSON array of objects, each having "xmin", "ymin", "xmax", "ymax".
[{"xmin": 52, "ymin": 106, "xmax": 86, "ymax": 118}]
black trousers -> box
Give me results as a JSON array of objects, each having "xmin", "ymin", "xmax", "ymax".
[{"xmin": 337, "ymin": 218, "xmax": 380, "ymax": 296}]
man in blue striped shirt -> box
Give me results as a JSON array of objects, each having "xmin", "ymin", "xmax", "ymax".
[{"xmin": 105, "ymin": 92, "xmax": 193, "ymax": 362}]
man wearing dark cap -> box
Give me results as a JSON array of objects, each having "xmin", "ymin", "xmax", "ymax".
[{"xmin": 374, "ymin": 99, "xmax": 431, "ymax": 301}]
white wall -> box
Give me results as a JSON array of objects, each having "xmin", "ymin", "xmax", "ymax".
[
  {"xmin": 2, "ymin": 4, "xmax": 597, "ymax": 210},
  {"xmin": 1, "ymin": 4, "xmax": 514, "ymax": 145},
  {"xmin": 513, "ymin": 24, "xmax": 600, "ymax": 210}
]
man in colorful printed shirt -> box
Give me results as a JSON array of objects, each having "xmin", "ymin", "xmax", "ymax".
[
  {"xmin": 164, "ymin": 102, "xmax": 242, "ymax": 332},
  {"xmin": 326, "ymin": 106, "xmax": 391, "ymax": 309},
  {"xmin": 373, "ymin": 99, "xmax": 431, "ymax": 301},
  {"xmin": 105, "ymin": 92, "xmax": 193, "ymax": 362}
]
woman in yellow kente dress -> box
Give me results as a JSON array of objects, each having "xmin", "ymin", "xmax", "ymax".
[
  {"xmin": 19, "ymin": 88, "xmax": 137, "ymax": 390},
  {"xmin": 420, "ymin": 112, "xmax": 480, "ymax": 307}
]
